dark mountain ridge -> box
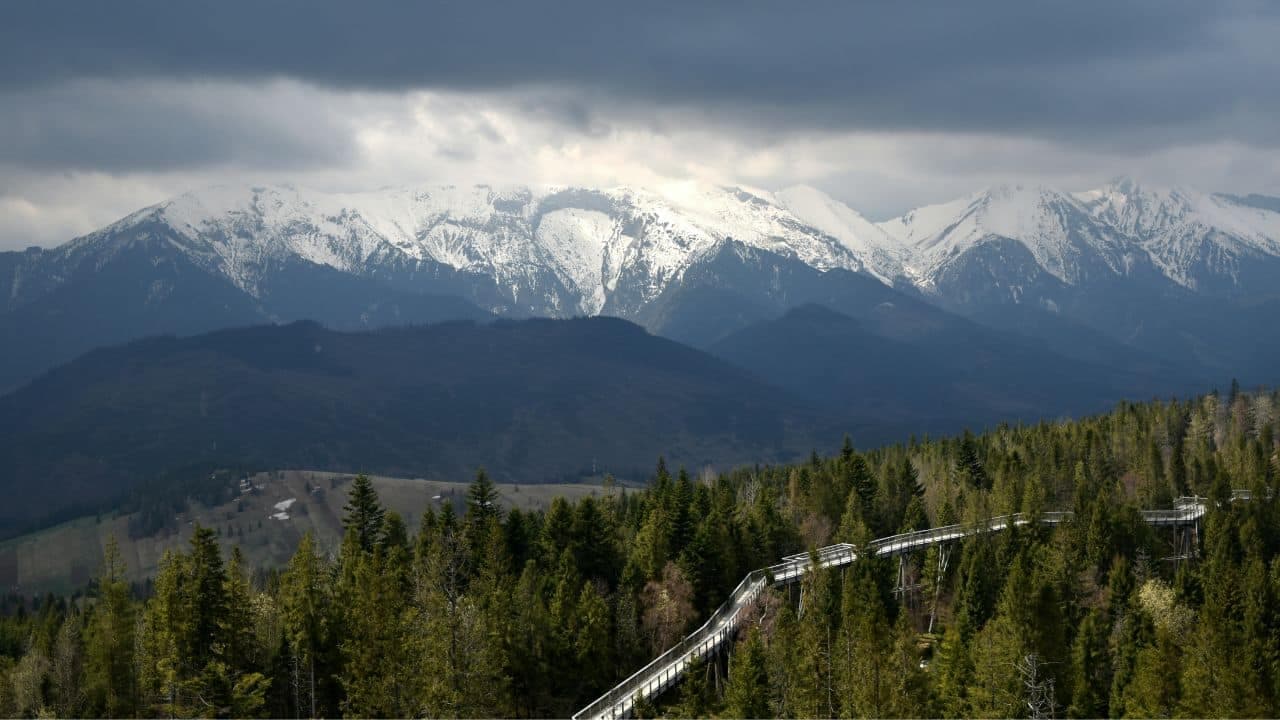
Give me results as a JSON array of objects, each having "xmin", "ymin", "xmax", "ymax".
[{"xmin": 0, "ymin": 316, "xmax": 837, "ymax": 536}]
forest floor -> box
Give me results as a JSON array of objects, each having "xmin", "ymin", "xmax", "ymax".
[{"xmin": 0, "ymin": 470, "xmax": 625, "ymax": 595}]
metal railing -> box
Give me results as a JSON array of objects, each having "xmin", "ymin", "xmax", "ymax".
[
  {"xmin": 573, "ymin": 495, "xmax": 1218, "ymax": 720},
  {"xmin": 572, "ymin": 568, "xmax": 769, "ymax": 720}
]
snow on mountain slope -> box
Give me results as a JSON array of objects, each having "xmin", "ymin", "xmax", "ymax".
[
  {"xmin": 533, "ymin": 207, "xmax": 619, "ymax": 315},
  {"xmin": 773, "ymin": 185, "xmax": 905, "ymax": 283},
  {"xmin": 1076, "ymin": 179, "xmax": 1280, "ymax": 288},
  {"xmin": 40, "ymin": 177, "xmax": 1280, "ymax": 321},
  {"xmin": 70, "ymin": 184, "xmax": 400, "ymax": 292},
  {"xmin": 878, "ymin": 184, "xmax": 1127, "ymax": 288},
  {"xmin": 650, "ymin": 183, "xmax": 860, "ymax": 273},
  {"xmin": 59, "ymin": 182, "xmax": 887, "ymax": 317}
]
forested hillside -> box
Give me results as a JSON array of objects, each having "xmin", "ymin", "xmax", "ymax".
[
  {"xmin": 0, "ymin": 388, "xmax": 1277, "ymax": 717},
  {"xmin": 0, "ymin": 317, "xmax": 831, "ymax": 536}
]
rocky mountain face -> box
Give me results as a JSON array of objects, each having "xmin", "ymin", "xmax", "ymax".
[
  {"xmin": 874, "ymin": 179, "xmax": 1280, "ymax": 378},
  {"xmin": 881, "ymin": 179, "xmax": 1280, "ymax": 306},
  {"xmin": 3, "ymin": 177, "xmax": 1277, "ymax": 528},
  {"xmin": 0, "ymin": 182, "xmax": 899, "ymax": 389},
  {"xmin": 3, "ymin": 178, "xmax": 1280, "ymax": 391},
  {"xmin": 53, "ymin": 182, "xmax": 891, "ymax": 315}
]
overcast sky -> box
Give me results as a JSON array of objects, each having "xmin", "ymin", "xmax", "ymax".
[{"xmin": 2, "ymin": 1, "xmax": 1279, "ymax": 249}]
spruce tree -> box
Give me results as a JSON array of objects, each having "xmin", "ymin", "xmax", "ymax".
[
  {"xmin": 1067, "ymin": 609, "xmax": 1109, "ymax": 718},
  {"xmin": 571, "ymin": 582, "xmax": 613, "ymax": 700},
  {"xmin": 224, "ymin": 547, "xmax": 258, "ymax": 671},
  {"xmin": 957, "ymin": 432, "xmax": 991, "ymax": 490},
  {"xmin": 412, "ymin": 509, "xmax": 507, "ymax": 717},
  {"xmin": 847, "ymin": 452, "xmax": 877, "ymax": 524},
  {"xmin": 280, "ymin": 532, "xmax": 329, "ymax": 719},
  {"xmin": 340, "ymin": 550, "xmax": 410, "ymax": 718},
  {"xmin": 724, "ymin": 627, "xmax": 770, "ymax": 718},
  {"xmin": 466, "ymin": 468, "xmax": 502, "ymax": 525},
  {"xmin": 672, "ymin": 657, "xmax": 716, "ymax": 718},
  {"xmin": 136, "ymin": 550, "xmax": 188, "ymax": 716},
  {"xmin": 837, "ymin": 563, "xmax": 896, "ymax": 717},
  {"xmin": 84, "ymin": 538, "xmax": 137, "ymax": 718},
  {"xmin": 342, "ymin": 474, "xmax": 385, "ymax": 554}
]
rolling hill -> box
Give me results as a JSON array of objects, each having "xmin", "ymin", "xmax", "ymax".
[{"xmin": 0, "ymin": 316, "xmax": 835, "ymax": 536}]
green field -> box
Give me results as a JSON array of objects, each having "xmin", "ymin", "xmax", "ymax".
[{"xmin": 0, "ymin": 470, "xmax": 623, "ymax": 595}]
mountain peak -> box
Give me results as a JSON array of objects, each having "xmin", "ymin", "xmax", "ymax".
[
  {"xmin": 36, "ymin": 175, "xmax": 1280, "ymax": 321},
  {"xmin": 63, "ymin": 180, "xmax": 895, "ymax": 316},
  {"xmin": 772, "ymin": 184, "xmax": 905, "ymax": 282}
]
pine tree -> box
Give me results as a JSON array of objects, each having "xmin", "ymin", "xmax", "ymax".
[
  {"xmin": 840, "ymin": 434, "xmax": 855, "ymax": 463},
  {"xmin": 1167, "ymin": 436, "xmax": 1188, "ymax": 496},
  {"xmin": 412, "ymin": 501, "xmax": 508, "ymax": 717},
  {"xmin": 507, "ymin": 563, "xmax": 554, "ymax": 717},
  {"xmin": 847, "ymin": 451, "xmax": 877, "ymax": 523},
  {"xmin": 629, "ymin": 507, "xmax": 673, "ymax": 581},
  {"xmin": 900, "ymin": 493, "xmax": 929, "ymax": 533},
  {"xmin": 224, "ymin": 547, "xmax": 258, "ymax": 671},
  {"xmin": 187, "ymin": 525, "xmax": 231, "ymax": 672},
  {"xmin": 540, "ymin": 496, "xmax": 575, "ymax": 565},
  {"xmin": 957, "ymin": 432, "xmax": 991, "ymax": 490},
  {"xmin": 381, "ymin": 511, "xmax": 412, "ymax": 592},
  {"xmin": 670, "ymin": 469, "xmax": 695, "ymax": 556},
  {"xmin": 280, "ymin": 532, "xmax": 328, "ymax": 719},
  {"xmin": 466, "ymin": 468, "xmax": 502, "ymax": 524},
  {"xmin": 1122, "ymin": 629, "xmax": 1182, "ymax": 718},
  {"xmin": 136, "ymin": 550, "xmax": 187, "ymax": 716},
  {"xmin": 837, "ymin": 563, "xmax": 896, "ymax": 718},
  {"xmin": 571, "ymin": 582, "xmax": 612, "ymax": 700},
  {"xmin": 340, "ymin": 550, "xmax": 411, "ymax": 718},
  {"xmin": 343, "ymin": 474, "xmax": 385, "ymax": 554},
  {"xmin": 84, "ymin": 538, "xmax": 137, "ymax": 717},
  {"xmin": 1143, "ymin": 439, "xmax": 1172, "ymax": 506},
  {"xmin": 1067, "ymin": 609, "xmax": 1109, "ymax": 718},
  {"xmin": 1239, "ymin": 555, "xmax": 1278, "ymax": 712},
  {"xmin": 188, "ymin": 525, "xmax": 249, "ymax": 715},
  {"xmin": 571, "ymin": 496, "xmax": 620, "ymax": 586},
  {"xmin": 792, "ymin": 559, "xmax": 835, "ymax": 718},
  {"xmin": 966, "ymin": 615, "xmax": 1027, "ymax": 718},
  {"xmin": 724, "ymin": 627, "xmax": 770, "ymax": 718},
  {"xmin": 672, "ymin": 657, "xmax": 716, "ymax": 718}
]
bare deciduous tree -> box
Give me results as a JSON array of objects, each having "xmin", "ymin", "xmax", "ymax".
[{"xmin": 640, "ymin": 562, "xmax": 695, "ymax": 652}]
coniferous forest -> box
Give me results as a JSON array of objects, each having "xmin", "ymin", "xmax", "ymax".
[{"xmin": 1, "ymin": 388, "xmax": 1279, "ymax": 718}]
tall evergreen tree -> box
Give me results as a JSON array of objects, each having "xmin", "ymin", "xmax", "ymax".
[
  {"xmin": 724, "ymin": 627, "xmax": 770, "ymax": 719},
  {"xmin": 343, "ymin": 474, "xmax": 386, "ymax": 554},
  {"xmin": 957, "ymin": 432, "xmax": 991, "ymax": 490},
  {"xmin": 466, "ymin": 469, "xmax": 502, "ymax": 528},
  {"xmin": 280, "ymin": 532, "xmax": 330, "ymax": 719},
  {"xmin": 1067, "ymin": 609, "xmax": 1109, "ymax": 718},
  {"xmin": 340, "ymin": 550, "xmax": 411, "ymax": 718},
  {"xmin": 84, "ymin": 538, "xmax": 137, "ymax": 718}
]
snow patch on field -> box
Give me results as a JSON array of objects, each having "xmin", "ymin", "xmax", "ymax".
[{"xmin": 270, "ymin": 497, "xmax": 297, "ymax": 521}]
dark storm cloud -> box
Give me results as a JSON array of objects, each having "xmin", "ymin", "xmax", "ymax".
[
  {"xmin": 0, "ymin": 82, "xmax": 357, "ymax": 172},
  {"xmin": 3, "ymin": 0, "xmax": 1278, "ymax": 144}
]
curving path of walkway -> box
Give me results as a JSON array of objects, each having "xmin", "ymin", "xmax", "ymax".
[{"xmin": 573, "ymin": 495, "xmax": 1224, "ymax": 720}]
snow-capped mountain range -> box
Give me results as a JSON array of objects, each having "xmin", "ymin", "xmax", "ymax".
[
  {"xmin": 880, "ymin": 180, "xmax": 1280, "ymax": 294},
  {"xmin": 4, "ymin": 176, "xmax": 1280, "ymax": 391},
  {"xmin": 44, "ymin": 177, "xmax": 1280, "ymax": 314},
  {"xmin": 62, "ymin": 182, "xmax": 892, "ymax": 318}
]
